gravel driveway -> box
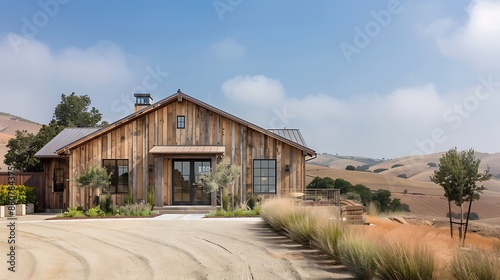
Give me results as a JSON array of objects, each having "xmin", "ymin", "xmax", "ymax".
[{"xmin": 1, "ymin": 215, "xmax": 353, "ymax": 279}]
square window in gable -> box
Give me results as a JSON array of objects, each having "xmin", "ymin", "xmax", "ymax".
[{"xmin": 177, "ymin": 115, "xmax": 185, "ymax": 129}]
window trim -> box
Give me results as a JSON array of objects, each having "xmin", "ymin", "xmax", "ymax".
[
  {"xmin": 252, "ymin": 159, "xmax": 277, "ymax": 194},
  {"xmin": 177, "ymin": 115, "xmax": 185, "ymax": 129},
  {"xmin": 102, "ymin": 159, "xmax": 129, "ymax": 194}
]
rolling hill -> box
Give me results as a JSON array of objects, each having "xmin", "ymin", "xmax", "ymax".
[
  {"xmin": 0, "ymin": 112, "xmax": 41, "ymax": 171},
  {"xmin": 306, "ymin": 155, "xmax": 500, "ymax": 220}
]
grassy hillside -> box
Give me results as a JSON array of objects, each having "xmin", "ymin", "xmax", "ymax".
[
  {"xmin": 306, "ymin": 164, "xmax": 500, "ymax": 220},
  {"xmin": 0, "ymin": 113, "xmax": 41, "ymax": 170},
  {"xmin": 310, "ymin": 153, "xmax": 385, "ymax": 170}
]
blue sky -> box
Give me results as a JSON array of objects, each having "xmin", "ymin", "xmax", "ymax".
[{"xmin": 1, "ymin": 0, "xmax": 500, "ymax": 158}]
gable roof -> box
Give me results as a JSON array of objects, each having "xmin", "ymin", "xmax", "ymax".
[
  {"xmin": 268, "ymin": 129, "xmax": 308, "ymax": 147},
  {"xmin": 35, "ymin": 127, "xmax": 100, "ymax": 158},
  {"xmin": 55, "ymin": 91, "xmax": 316, "ymax": 156}
]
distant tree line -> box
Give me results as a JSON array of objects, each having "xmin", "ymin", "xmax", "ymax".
[{"xmin": 306, "ymin": 176, "xmax": 409, "ymax": 212}]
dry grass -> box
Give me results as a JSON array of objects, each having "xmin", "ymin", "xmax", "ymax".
[
  {"xmin": 306, "ymin": 164, "xmax": 500, "ymax": 220},
  {"xmin": 375, "ymin": 240, "xmax": 437, "ymax": 280},
  {"xmin": 312, "ymin": 217, "xmax": 346, "ymax": 259},
  {"xmin": 262, "ymin": 198, "xmax": 500, "ymax": 280},
  {"xmin": 337, "ymin": 231, "xmax": 378, "ymax": 280},
  {"xmin": 449, "ymin": 249, "xmax": 500, "ymax": 280}
]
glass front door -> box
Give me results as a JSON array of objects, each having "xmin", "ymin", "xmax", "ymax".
[{"xmin": 172, "ymin": 160, "xmax": 211, "ymax": 205}]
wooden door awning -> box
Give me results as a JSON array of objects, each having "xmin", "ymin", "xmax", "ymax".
[{"xmin": 149, "ymin": 146, "xmax": 226, "ymax": 155}]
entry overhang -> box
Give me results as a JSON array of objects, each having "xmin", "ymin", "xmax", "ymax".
[{"xmin": 149, "ymin": 145, "xmax": 226, "ymax": 155}]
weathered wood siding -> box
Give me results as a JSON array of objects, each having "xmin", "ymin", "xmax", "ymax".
[
  {"xmin": 66, "ymin": 98, "xmax": 307, "ymax": 207},
  {"xmin": 39, "ymin": 158, "xmax": 69, "ymax": 209}
]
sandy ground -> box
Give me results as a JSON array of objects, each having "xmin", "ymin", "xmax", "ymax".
[{"xmin": 0, "ymin": 214, "xmax": 354, "ymax": 280}]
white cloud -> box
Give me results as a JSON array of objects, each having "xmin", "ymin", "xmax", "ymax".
[
  {"xmin": 431, "ymin": 0, "xmax": 500, "ymax": 70},
  {"xmin": 0, "ymin": 36, "xmax": 142, "ymax": 124},
  {"xmin": 220, "ymin": 74, "xmax": 500, "ymax": 158},
  {"xmin": 222, "ymin": 75, "xmax": 285, "ymax": 107},
  {"xmin": 210, "ymin": 38, "xmax": 246, "ymax": 61}
]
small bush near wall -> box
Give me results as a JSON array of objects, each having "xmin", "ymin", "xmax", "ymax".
[
  {"xmin": 55, "ymin": 201, "xmax": 158, "ymax": 219},
  {"xmin": 0, "ymin": 185, "xmax": 36, "ymax": 205}
]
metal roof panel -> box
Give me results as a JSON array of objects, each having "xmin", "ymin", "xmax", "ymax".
[{"xmin": 35, "ymin": 128, "xmax": 100, "ymax": 158}]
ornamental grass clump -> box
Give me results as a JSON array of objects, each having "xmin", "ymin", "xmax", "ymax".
[
  {"xmin": 284, "ymin": 207, "xmax": 317, "ymax": 244},
  {"xmin": 117, "ymin": 201, "xmax": 151, "ymax": 216},
  {"xmin": 337, "ymin": 232, "xmax": 378, "ymax": 280},
  {"xmin": 312, "ymin": 217, "xmax": 345, "ymax": 259},
  {"xmin": 375, "ymin": 240, "xmax": 437, "ymax": 280},
  {"xmin": 449, "ymin": 249, "xmax": 500, "ymax": 280},
  {"xmin": 260, "ymin": 198, "xmax": 296, "ymax": 233}
]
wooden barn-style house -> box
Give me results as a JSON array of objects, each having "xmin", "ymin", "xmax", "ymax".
[{"xmin": 35, "ymin": 90, "xmax": 316, "ymax": 210}]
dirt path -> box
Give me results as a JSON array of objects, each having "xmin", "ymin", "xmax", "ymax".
[{"xmin": 1, "ymin": 216, "xmax": 353, "ymax": 279}]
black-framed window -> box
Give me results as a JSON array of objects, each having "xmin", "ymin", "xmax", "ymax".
[
  {"xmin": 177, "ymin": 115, "xmax": 185, "ymax": 129},
  {"xmin": 253, "ymin": 159, "xmax": 276, "ymax": 194},
  {"xmin": 103, "ymin": 159, "xmax": 129, "ymax": 193},
  {"xmin": 53, "ymin": 168, "xmax": 65, "ymax": 192}
]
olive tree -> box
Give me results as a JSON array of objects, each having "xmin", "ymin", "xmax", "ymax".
[
  {"xmin": 74, "ymin": 165, "xmax": 111, "ymax": 210},
  {"xmin": 198, "ymin": 156, "xmax": 241, "ymax": 210},
  {"xmin": 430, "ymin": 148, "xmax": 491, "ymax": 244}
]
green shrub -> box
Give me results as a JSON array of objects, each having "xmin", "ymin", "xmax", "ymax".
[
  {"xmin": 205, "ymin": 206, "xmax": 261, "ymax": 218},
  {"xmin": 449, "ymin": 249, "xmax": 500, "ymax": 280},
  {"xmin": 99, "ymin": 193, "xmax": 113, "ymax": 213},
  {"xmin": 338, "ymin": 233, "xmax": 378, "ymax": 280},
  {"xmin": 147, "ymin": 185, "xmax": 154, "ymax": 210},
  {"xmin": 375, "ymin": 241, "xmax": 437, "ymax": 280},
  {"xmin": 0, "ymin": 185, "xmax": 36, "ymax": 205},
  {"xmin": 397, "ymin": 174, "xmax": 408, "ymax": 179},
  {"xmin": 373, "ymin": 168, "xmax": 388, "ymax": 173},
  {"xmin": 446, "ymin": 211, "xmax": 479, "ymax": 220},
  {"xmin": 87, "ymin": 205, "xmax": 105, "ymax": 217},
  {"xmin": 346, "ymin": 165, "xmax": 356, "ymax": 171},
  {"xmin": 356, "ymin": 165, "xmax": 371, "ymax": 171},
  {"xmin": 63, "ymin": 207, "xmax": 86, "ymax": 217}
]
